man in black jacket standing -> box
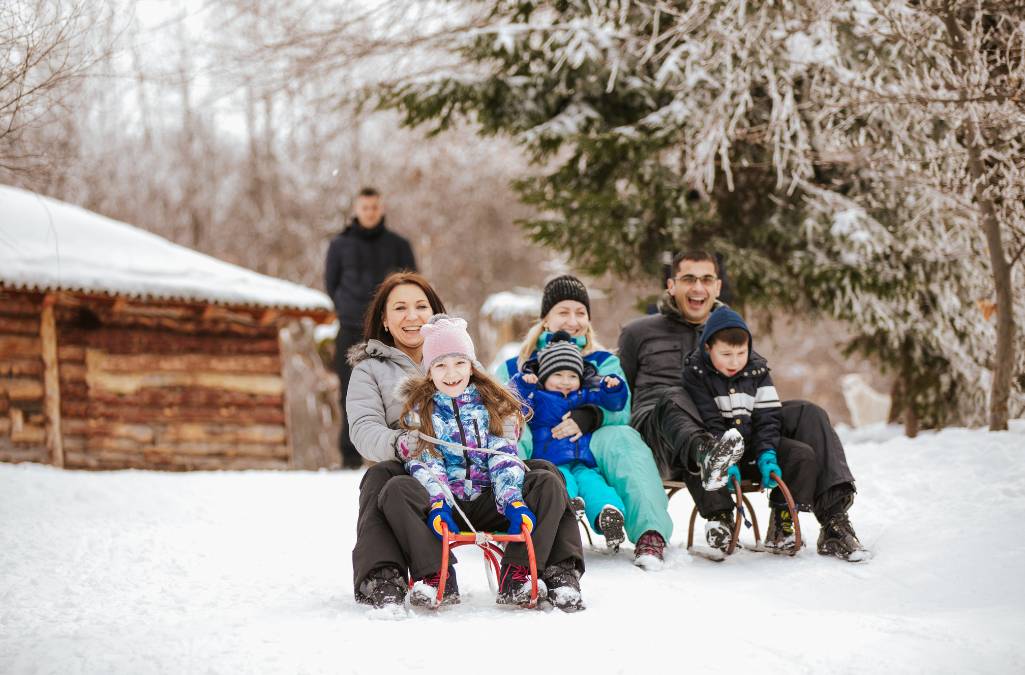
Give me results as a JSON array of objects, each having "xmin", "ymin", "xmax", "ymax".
[
  {"xmin": 325, "ymin": 187, "xmax": 416, "ymax": 468},
  {"xmin": 618, "ymin": 250, "xmax": 868, "ymax": 561}
]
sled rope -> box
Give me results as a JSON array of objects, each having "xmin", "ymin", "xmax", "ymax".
[{"xmin": 408, "ymin": 430, "xmax": 529, "ymax": 539}]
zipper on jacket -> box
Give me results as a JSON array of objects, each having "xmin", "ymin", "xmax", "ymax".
[
  {"xmin": 451, "ymin": 397, "xmax": 470, "ymax": 476},
  {"xmin": 472, "ymin": 419, "xmax": 485, "ymax": 448}
]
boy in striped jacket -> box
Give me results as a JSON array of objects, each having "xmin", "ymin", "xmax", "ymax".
[{"xmin": 682, "ymin": 307, "xmax": 815, "ymax": 554}]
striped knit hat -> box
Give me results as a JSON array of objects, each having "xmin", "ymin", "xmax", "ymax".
[{"xmin": 537, "ymin": 331, "xmax": 584, "ymax": 385}]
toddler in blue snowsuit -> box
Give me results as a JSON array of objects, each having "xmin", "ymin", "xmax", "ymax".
[{"xmin": 510, "ymin": 332, "xmax": 630, "ymax": 550}]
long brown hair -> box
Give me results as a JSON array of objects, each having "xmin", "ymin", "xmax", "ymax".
[
  {"xmin": 400, "ymin": 364, "xmax": 529, "ymax": 453},
  {"xmin": 363, "ymin": 272, "xmax": 447, "ymax": 346}
]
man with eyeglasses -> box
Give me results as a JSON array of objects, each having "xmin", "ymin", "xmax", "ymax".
[{"xmin": 618, "ymin": 250, "xmax": 868, "ymax": 561}]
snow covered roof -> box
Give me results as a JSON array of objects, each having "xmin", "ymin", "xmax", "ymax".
[
  {"xmin": 479, "ymin": 288, "xmax": 541, "ymax": 320},
  {"xmin": 0, "ymin": 185, "xmax": 332, "ymax": 313}
]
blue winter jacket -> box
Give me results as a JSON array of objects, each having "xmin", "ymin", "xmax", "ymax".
[{"xmin": 510, "ymin": 372, "xmax": 628, "ymax": 468}]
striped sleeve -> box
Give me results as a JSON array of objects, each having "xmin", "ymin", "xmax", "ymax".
[{"xmin": 751, "ymin": 370, "xmax": 783, "ymax": 451}]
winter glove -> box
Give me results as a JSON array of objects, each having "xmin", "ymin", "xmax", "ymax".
[
  {"xmin": 427, "ymin": 500, "xmax": 459, "ymax": 539},
  {"xmin": 725, "ymin": 464, "xmax": 742, "ymax": 492},
  {"xmin": 568, "ymin": 405, "xmax": 603, "ymax": 435},
  {"xmin": 757, "ymin": 449, "xmax": 781, "ymax": 489},
  {"xmin": 394, "ymin": 430, "xmax": 420, "ymax": 462},
  {"xmin": 504, "ymin": 500, "xmax": 536, "ymax": 535}
]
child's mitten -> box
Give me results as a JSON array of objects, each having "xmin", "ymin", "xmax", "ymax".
[
  {"xmin": 427, "ymin": 500, "xmax": 459, "ymax": 539},
  {"xmin": 726, "ymin": 464, "xmax": 742, "ymax": 492},
  {"xmin": 504, "ymin": 500, "xmax": 536, "ymax": 535},
  {"xmin": 757, "ymin": 449, "xmax": 781, "ymax": 489}
]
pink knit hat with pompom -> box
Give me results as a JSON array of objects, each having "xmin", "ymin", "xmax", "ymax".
[{"xmin": 420, "ymin": 315, "xmax": 476, "ymax": 368}]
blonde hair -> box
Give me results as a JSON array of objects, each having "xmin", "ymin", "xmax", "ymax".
[
  {"xmin": 516, "ymin": 320, "xmax": 602, "ymax": 370},
  {"xmin": 400, "ymin": 364, "xmax": 529, "ymax": 457}
]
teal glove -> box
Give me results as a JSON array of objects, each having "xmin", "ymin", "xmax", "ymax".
[
  {"xmin": 504, "ymin": 500, "xmax": 536, "ymax": 535},
  {"xmin": 757, "ymin": 449, "xmax": 781, "ymax": 489},
  {"xmin": 725, "ymin": 464, "xmax": 742, "ymax": 492},
  {"xmin": 427, "ymin": 500, "xmax": 459, "ymax": 539}
]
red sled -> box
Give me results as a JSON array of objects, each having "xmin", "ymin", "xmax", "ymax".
[{"xmin": 432, "ymin": 525, "xmax": 540, "ymax": 608}]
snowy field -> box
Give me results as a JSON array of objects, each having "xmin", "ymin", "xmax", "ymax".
[{"xmin": 2, "ymin": 423, "xmax": 1024, "ymax": 674}]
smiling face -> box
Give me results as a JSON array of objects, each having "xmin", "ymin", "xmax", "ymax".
[
  {"xmin": 668, "ymin": 259, "xmax": 722, "ymax": 324},
  {"xmin": 383, "ymin": 284, "xmax": 433, "ymax": 358},
  {"xmin": 543, "ymin": 370, "xmax": 581, "ymax": 397},
  {"xmin": 543, "ymin": 300, "xmax": 590, "ymax": 337},
  {"xmin": 429, "ymin": 355, "xmax": 473, "ymax": 397},
  {"xmin": 707, "ymin": 339, "xmax": 749, "ymax": 377}
]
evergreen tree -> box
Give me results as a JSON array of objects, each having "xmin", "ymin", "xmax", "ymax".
[{"xmin": 382, "ymin": 0, "xmax": 1024, "ymax": 430}]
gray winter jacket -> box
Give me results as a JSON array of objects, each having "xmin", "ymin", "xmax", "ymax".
[{"xmin": 346, "ymin": 339, "xmax": 422, "ymax": 463}]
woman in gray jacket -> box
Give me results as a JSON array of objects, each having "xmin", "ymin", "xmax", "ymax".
[
  {"xmin": 347, "ymin": 272, "xmax": 580, "ymax": 608},
  {"xmin": 347, "ymin": 272, "xmax": 446, "ymax": 607}
]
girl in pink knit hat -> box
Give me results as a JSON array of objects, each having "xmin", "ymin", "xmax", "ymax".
[{"xmin": 390, "ymin": 314, "xmax": 586, "ymax": 612}]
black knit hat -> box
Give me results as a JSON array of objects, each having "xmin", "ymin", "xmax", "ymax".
[
  {"xmin": 537, "ymin": 331, "xmax": 585, "ymax": 385},
  {"xmin": 540, "ymin": 275, "xmax": 590, "ymax": 318}
]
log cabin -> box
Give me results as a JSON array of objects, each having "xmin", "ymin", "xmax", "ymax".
[{"xmin": 0, "ymin": 185, "xmax": 335, "ymax": 471}]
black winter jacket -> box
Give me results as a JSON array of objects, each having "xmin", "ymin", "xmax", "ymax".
[
  {"xmin": 681, "ymin": 349, "xmax": 782, "ymax": 453},
  {"xmin": 324, "ymin": 218, "xmax": 416, "ymax": 327},
  {"xmin": 617, "ymin": 294, "xmax": 726, "ymax": 428}
]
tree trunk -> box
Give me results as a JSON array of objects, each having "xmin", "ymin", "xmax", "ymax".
[
  {"xmin": 968, "ymin": 138, "xmax": 1016, "ymax": 431},
  {"xmin": 943, "ymin": 6, "xmax": 1017, "ymax": 431}
]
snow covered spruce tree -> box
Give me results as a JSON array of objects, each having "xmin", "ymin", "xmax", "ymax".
[
  {"xmin": 381, "ymin": 0, "xmax": 1024, "ymax": 430},
  {"xmin": 788, "ymin": 2, "xmax": 1025, "ymax": 430}
]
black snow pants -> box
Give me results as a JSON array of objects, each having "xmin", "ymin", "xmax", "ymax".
[
  {"xmin": 639, "ymin": 397, "xmax": 855, "ymax": 522},
  {"xmin": 352, "ymin": 459, "xmax": 580, "ymax": 593}
]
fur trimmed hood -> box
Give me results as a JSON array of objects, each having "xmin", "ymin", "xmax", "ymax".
[{"xmin": 347, "ymin": 339, "xmax": 418, "ymax": 368}]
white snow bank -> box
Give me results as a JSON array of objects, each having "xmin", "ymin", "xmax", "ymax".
[
  {"xmin": 2, "ymin": 423, "xmax": 1025, "ymax": 673},
  {"xmin": 0, "ymin": 184, "xmax": 331, "ymax": 311}
]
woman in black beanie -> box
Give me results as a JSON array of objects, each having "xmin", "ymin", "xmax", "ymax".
[{"xmin": 494, "ymin": 275, "xmax": 674, "ymax": 570}]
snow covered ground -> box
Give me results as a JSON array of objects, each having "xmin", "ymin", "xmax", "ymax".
[{"xmin": 2, "ymin": 423, "xmax": 1024, "ymax": 674}]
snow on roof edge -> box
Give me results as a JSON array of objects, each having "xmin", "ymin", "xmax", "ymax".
[{"xmin": 0, "ymin": 185, "xmax": 334, "ymax": 314}]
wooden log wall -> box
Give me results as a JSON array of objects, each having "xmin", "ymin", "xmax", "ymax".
[
  {"xmin": 0, "ymin": 292, "xmax": 50, "ymax": 464},
  {"xmin": 54, "ymin": 301, "xmax": 292, "ymax": 471}
]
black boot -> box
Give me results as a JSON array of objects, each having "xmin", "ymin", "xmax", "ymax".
[
  {"xmin": 356, "ymin": 566, "xmax": 407, "ymax": 608},
  {"xmin": 541, "ymin": 559, "xmax": 585, "ymax": 613},
  {"xmin": 496, "ymin": 563, "xmax": 546, "ymax": 607},
  {"xmin": 409, "ymin": 565, "xmax": 460, "ymax": 607},
  {"xmin": 597, "ymin": 505, "xmax": 625, "ymax": 552},
  {"xmin": 815, "ymin": 488, "xmax": 870, "ymax": 561},
  {"xmin": 766, "ymin": 506, "xmax": 798, "ymax": 555},
  {"xmin": 704, "ymin": 510, "xmax": 734, "ymax": 552}
]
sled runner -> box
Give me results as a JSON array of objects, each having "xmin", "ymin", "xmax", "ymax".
[{"xmin": 665, "ymin": 471, "xmax": 803, "ymax": 557}]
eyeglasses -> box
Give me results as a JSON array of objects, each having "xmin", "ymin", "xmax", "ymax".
[{"xmin": 674, "ymin": 274, "xmax": 719, "ymax": 287}]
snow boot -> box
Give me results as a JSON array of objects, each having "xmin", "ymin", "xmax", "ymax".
[
  {"xmin": 695, "ymin": 429, "xmax": 745, "ymax": 490},
  {"xmin": 765, "ymin": 506, "xmax": 798, "ymax": 555},
  {"xmin": 597, "ymin": 505, "xmax": 626, "ymax": 552},
  {"xmin": 496, "ymin": 563, "xmax": 546, "ymax": 607},
  {"xmin": 569, "ymin": 496, "xmax": 586, "ymax": 516},
  {"xmin": 817, "ymin": 512, "xmax": 869, "ymax": 562},
  {"xmin": 356, "ymin": 566, "xmax": 407, "ymax": 608},
  {"xmin": 409, "ymin": 565, "xmax": 460, "ymax": 607},
  {"xmin": 541, "ymin": 559, "xmax": 585, "ymax": 613},
  {"xmin": 632, "ymin": 530, "xmax": 666, "ymax": 571},
  {"xmin": 705, "ymin": 510, "xmax": 734, "ymax": 552}
]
